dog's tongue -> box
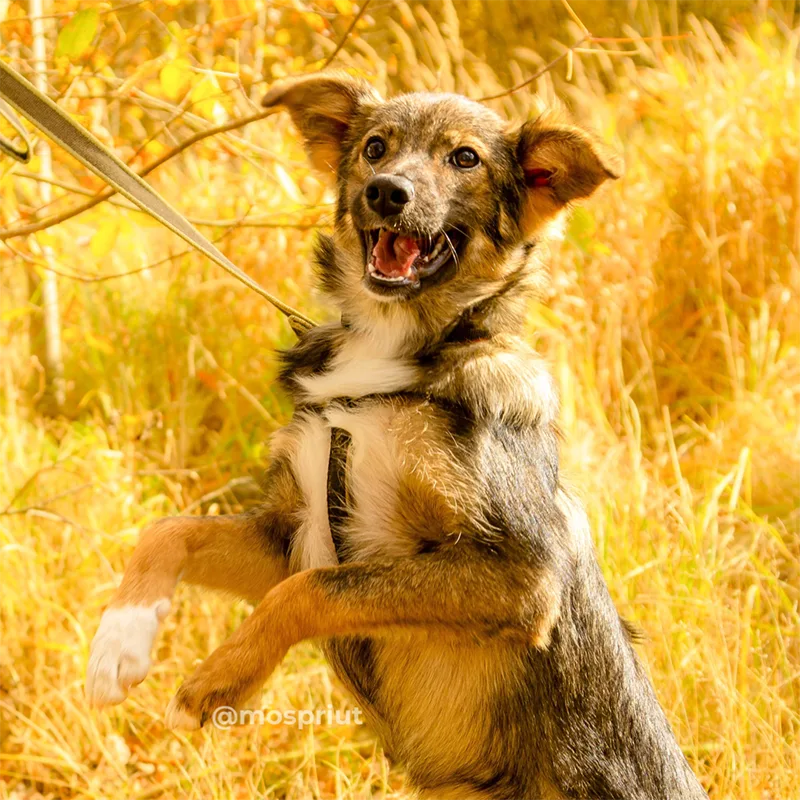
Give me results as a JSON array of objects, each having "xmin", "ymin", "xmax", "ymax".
[{"xmin": 372, "ymin": 231, "xmax": 420, "ymax": 278}]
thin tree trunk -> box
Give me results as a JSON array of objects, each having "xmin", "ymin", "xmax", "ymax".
[{"xmin": 30, "ymin": 0, "xmax": 65, "ymax": 413}]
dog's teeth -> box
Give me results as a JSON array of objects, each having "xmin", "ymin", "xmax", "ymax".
[
  {"xmin": 368, "ymin": 261, "xmax": 408, "ymax": 283},
  {"xmin": 429, "ymin": 235, "xmax": 445, "ymax": 260}
]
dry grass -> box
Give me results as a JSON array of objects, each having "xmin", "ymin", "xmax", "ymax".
[{"xmin": 1, "ymin": 2, "xmax": 798, "ymax": 798}]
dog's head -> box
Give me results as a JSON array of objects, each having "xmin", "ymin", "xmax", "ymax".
[{"xmin": 263, "ymin": 72, "xmax": 621, "ymax": 340}]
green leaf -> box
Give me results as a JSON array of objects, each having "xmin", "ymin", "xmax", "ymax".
[
  {"xmin": 55, "ymin": 9, "xmax": 98, "ymax": 59},
  {"xmin": 566, "ymin": 207, "xmax": 597, "ymax": 254}
]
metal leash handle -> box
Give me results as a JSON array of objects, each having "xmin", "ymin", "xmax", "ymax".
[{"xmin": 0, "ymin": 58, "xmax": 316, "ymax": 336}]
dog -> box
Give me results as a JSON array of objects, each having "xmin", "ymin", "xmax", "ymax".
[{"xmin": 86, "ymin": 73, "xmax": 708, "ymax": 800}]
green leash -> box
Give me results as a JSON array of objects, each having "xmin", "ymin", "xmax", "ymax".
[{"xmin": 0, "ymin": 58, "xmax": 316, "ymax": 336}]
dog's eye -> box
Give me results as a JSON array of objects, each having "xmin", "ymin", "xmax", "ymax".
[
  {"xmin": 452, "ymin": 147, "xmax": 480, "ymax": 169},
  {"xmin": 364, "ymin": 137, "xmax": 386, "ymax": 161}
]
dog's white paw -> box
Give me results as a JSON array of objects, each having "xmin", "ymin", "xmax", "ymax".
[{"xmin": 86, "ymin": 600, "xmax": 170, "ymax": 707}]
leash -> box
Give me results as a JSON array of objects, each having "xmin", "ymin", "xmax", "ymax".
[{"xmin": 0, "ymin": 59, "xmax": 316, "ymax": 336}]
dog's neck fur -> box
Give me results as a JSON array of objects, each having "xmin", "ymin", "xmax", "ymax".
[{"xmin": 325, "ymin": 239, "xmax": 546, "ymax": 359}]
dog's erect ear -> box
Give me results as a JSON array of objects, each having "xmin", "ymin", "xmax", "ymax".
[
  {"xmin": 262, "ymin": 72, "xmax": 381, "ymax": 174},
  {"xmin": 515, "ymin": 114, "xmax": 623, "ymax": 228}
]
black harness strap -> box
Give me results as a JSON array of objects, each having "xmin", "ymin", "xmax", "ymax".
[{"xmin": 327, "ymin": 426, "xmax": 352, "ymax": 561}]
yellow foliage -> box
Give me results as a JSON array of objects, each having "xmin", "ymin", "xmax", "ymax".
[
  {"xmin": 190, "ymin": 75, "xmax": 228, "ymax": 124},
  {"xmin": 89, "ymin": 220, "xmax": 120, "ymax": 260},
  {"xmin": 159, "ymin": 58, "xmax": 192, "ymax": 100},
  {"xmin": 274, "ymin": 28, "xmax": 292, "ymax": 47}
]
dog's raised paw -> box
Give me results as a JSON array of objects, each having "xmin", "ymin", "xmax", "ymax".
[
  {"xmin": 85, "ymin": 600, "xmax": 170, "ymax": 707},
  {"xmin": 164, "ymin": 695, "xmax": 202, "ymax": 730}
]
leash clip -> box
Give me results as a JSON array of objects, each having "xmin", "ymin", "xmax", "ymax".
[{"xmin": 0, "ymin": 98, "xmax": 31, "ymax": 163}]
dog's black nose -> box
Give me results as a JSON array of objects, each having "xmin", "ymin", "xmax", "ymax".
[{"xmin": 364, "ymin": 175, "xmax": 414, "ymax": 218}]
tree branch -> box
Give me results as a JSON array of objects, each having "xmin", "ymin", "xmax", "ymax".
[
  {"xmin": 479, "ymin": 34, "xmax": 591, "ymax": 102},
  {"xmin": 321, "ymin": 0, "xmax": 372, "ymax": 69},
  {"xmin": 0, "ymin": 108, "xmax": 278, "ymax": 241}
]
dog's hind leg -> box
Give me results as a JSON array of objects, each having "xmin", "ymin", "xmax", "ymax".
[{"xmin": 86, "ymin": 504, "xmax": 294, "ymax": 708}]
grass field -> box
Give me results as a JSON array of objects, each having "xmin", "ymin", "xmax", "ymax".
[{"xmin": 1, "ymin": 2, "xmax": 798, "ymax": 798}]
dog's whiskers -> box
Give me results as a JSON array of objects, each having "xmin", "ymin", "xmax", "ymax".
[{"xmin": 443, "ymin": 230, "xmax": 459, "ymax": 267}]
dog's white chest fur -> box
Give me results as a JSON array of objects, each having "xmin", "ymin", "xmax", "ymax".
[
  {"xmin": 288, "ymin": 331, "xmax": 419, "ymax": 571},
  {"xmin": 289, "ymin": 404, "xmax": 414, "ymax": 571},
  {"xmin": 296, "ymin": 326, "xmax": 418, "ymax": 406}
]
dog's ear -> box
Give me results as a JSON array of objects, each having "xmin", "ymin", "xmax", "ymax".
[
  {"xmin": 262, "ymin": 72, "xmax": 381, "ymax": 175},
  {"xmin": 515, "ymin": 113, "xmax": 623, "ymax": 230}
]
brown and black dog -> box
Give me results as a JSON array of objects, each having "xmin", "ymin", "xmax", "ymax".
[{"xmin": 86, "ymin": 73, "xmax": 708, "ymax": 800}]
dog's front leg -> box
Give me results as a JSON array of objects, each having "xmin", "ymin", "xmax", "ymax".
[
  {"xmin": 86, "ymin": 509, "xmax": 292, "ymax": 708},
  {"xmin": 165, "ymin": 545, "xmax": 563, "ymax": 729}
]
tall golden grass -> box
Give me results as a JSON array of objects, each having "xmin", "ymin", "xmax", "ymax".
[{"xmin": 1, "ymin": 1, "xmax": 798, "ymax": 798}]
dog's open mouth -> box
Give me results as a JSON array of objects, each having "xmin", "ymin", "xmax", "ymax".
[{"xmin": 364, "ymin": 228, "xmax": 464, "ymax": 289}]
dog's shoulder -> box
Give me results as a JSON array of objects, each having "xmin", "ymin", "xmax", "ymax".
[{"xmin": 419, "ymin": 333, "xmax": 558, "ymax": 429}]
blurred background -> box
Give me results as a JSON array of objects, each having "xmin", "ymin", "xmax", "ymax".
[{"xmin": 0, "ymin": 1, "xmax": 798, "ymax": 798}]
